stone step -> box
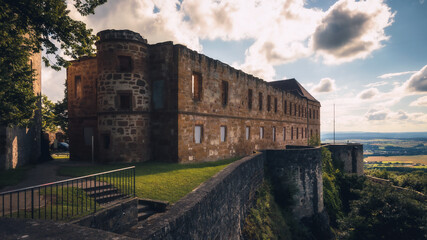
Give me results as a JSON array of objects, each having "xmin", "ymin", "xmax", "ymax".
[
  {"xmin": 87, "ymin": 189, "xmax": 119, "ymax": 198},
  {"xmin": 137, "ymin": 204, "xmax": 151, "ymax": 213},
  {"xmin": 95, "ymin": 194, "xmax": 127, "ymax": 204},
  {"xmin": 83, "ymin": 184, "xmax": 115, "ymax": 192},
  {"xmin": 137, "ymin": 210, "xmax": 156, "ymax": 222},
  {"xmin": 138, "ymin": 198, "xmax": 169, "ymax": 212}
]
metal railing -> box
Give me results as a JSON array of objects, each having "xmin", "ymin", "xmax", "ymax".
[{"xmin": 0, "ymin": 166, "xmax": 135, "ymax": 221}]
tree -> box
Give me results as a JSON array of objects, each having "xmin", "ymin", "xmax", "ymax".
[
  {"xmin": 53, "ymin": 81, "xmax": 68, "ymax": 136},
  {"xmin": 340, "ymin": 182, "xmax": 427, "ymax": 240},
  {"xmin": 41, "ymin": 94, "xmax": 57, "ymax": 132},
  {"xmin": 0, "ymin": 0, "xmax": 106, "ymax": 126}
]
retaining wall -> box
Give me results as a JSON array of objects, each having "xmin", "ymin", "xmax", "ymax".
[
  {"xmin": 73, "ymin": 198, "xmax": 138, "ymax": 234},
  {"xmin": 266, "ymin": 148, "xmax": 324, "ymax": 219},
  {"xmin": 126, "ymin": 152, "xmax": 265, "ymax": 239},
  {"xmin": 326, "ymin": 144, "xmax": 363, "ymax": 176}
]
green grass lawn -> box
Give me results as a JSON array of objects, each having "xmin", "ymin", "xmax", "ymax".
[
  {"xmin": 58, "ymin": 157, "xmax": 240, "ymax": 203},
  {"xmin": 0, "ymin": 165, "xmax": 33, "ymax": 189}
]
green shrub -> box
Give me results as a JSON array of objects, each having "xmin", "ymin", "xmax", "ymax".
[
  {"xmin": 242, "ymin": 181, "xmax": 292, "ymax": 240},
  {"xmin": 321, "ymin": 147, "xmax": 343, "ymax": 227}
]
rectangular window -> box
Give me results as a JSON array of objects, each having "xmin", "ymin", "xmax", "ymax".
[
  {"xmin": 220, "ymin": 126, "xmax": 227, "ymax": 142},
  {"xmin": 274, "ymin": 98, "xmax": 277, "ymax": 113},
  {"xmin": 291, "ymin": 127, "xmax": 294, "ymax": 140},
  {"xmin": 310, "ymin": 109, "xmax": 312, "ymax": 119},
  {"xmin": 283, "ymin": 127, "xmax": 286, "ymax": 141},
  {"xmin": 248, "ymin": 89, "xmax": 253, "ymax": 110},
  {"xmin": 298, "ymin": 105, "xmax": 301, "ymax": 117},
  {"xmin": 75, "ymin": 75, "xmax": 82, "ymax": 98},
  {"xmin": 246, "ymin": 126, "xmax": 250, "ymax": 140},
  {"xmin": 297, "ymin": 128, "xmax": 299, "ymax": 139},
  {"xmin": 267, "ymin": 95, "xmax": 271, "ymax": 112},
  {"xmin": 272, "ymin": 127, "xmax": 276, "ymax": 142},
  {"xmin": 192, "ymin": 73, "xmax": 202, "ymax": 101},
  {"xmin": 294, "ymin": 103, "xmax": 297, "ymax": 116},
  {"xmin": 83, "ymin": 127, "xmax": 93, "ymax": 146},
  {"xmin": 311, "ymin": 129, "xmax": 313, "ymax": 138},
  {"xmin": 259, "ymin": 92, "xmax": 263, "ymax": 111},
  {"xmin": 305, "ymin": 128, "xmax": 307, "ymax": 138},
  {"xmin": 194, "ymin": 125, "xmax": 203, "ymax": 144},
  {"xmin": 101, "ymin": 133, "xmax": 110, "ymax": 149},
  {"xmin": 221, "ymin": 81, "xmax": 229, "ymax": 106},
  {"xmin": 284, "ymin": 101, "xmax": 287, "ymax": 114},
  {"xmin": 118, "ymin": 92, "xmax": 132, "ymax": 110},
  {"xmin": 290, "ymin": 102, "xmax": 292, "ymax": 115},
  {"xmin": 118, "ymin": 56, "xmax": 132, "ymax": 72},
  {"xmin": 260, "ymin": 127, "xmax": 264, "ymax": 139}
]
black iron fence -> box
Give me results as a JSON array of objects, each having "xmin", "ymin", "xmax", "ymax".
[{"xmin": 0, "ymin": 166, "xmax": 135, "ymax": 221}]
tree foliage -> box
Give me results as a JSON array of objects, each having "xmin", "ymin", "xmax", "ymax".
[
  {"xmin": 41, "ymin": 92, "xmax": 68, "ymax": 136},
  {"xmin": 309, "ymin": 135, "xmax": 321, "ymax": 147},
  {"xmin": 0, "ymin": 0, "xmax": 105, "ymax": 126},
  {"xmin": 321, "ymin": 147, "xmax": 343, "ymax": 227},
  {"xmin": 41, "ymin": 94, "xmax": 56, "ymax": 132},
  {"xmin": 339, "ymin": 181, "xmax": 427, "ymax": 240}
]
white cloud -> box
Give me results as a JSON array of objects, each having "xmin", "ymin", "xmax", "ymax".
[
  {"xmin": 312, "ymin": 78, "xmax": 336, "ymax": 93},
  {"xmin": 42, "ymin": 0, "xmax": 397, "ymax": 103},
  {"xmin": 377, "ymin": 71, "xmax": 417, "ymax": 79},
  {"xmin": 365, "ymin": 109, "xmax": 388, "ymax": 121},
  {"xmin": 311, "ymin": 0, "xmax": 394, "ymax": 64},
  {"xmin": 41, "ymin": 65, "xmax": 66, "ymax": 102},
  {"xmin": 410, "ymin": 96, "xmax": 427, "ymax": 106},
  {"xmin": 364, "ymin": 81, "xmax": 388, "ymax": 87},
  {"xmin": 357, "ymin": 88, "xmax": 379, "ymax": 100},
  {"xmin": 404, "ymin": 65, "xmax": 427, "ymax": 92}
]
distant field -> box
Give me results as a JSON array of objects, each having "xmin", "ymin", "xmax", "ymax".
[{"xmin": 364, "ymin": 155, "xmax": 427, "ymax": 165}]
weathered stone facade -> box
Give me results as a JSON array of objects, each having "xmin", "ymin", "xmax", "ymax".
[
  {"xmin": 326, "ymin": 143, "xmax": 364, "ymax": 176},
  {"xmin": 68, "ymin": 29, "xmax": 321, "ymax": 163},
  {"xmin": 0, "ymin": 52, "xmax": 42, "ymax": 170}
]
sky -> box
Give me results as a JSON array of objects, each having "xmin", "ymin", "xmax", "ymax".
[{"xmin": 42, "ymin": 0, "xmax": 427, "ymax": 133}]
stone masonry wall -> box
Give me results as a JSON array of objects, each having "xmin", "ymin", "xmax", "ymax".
[
  {"xmin": 73, "ymin": 198, "xmax": 138, "ymax": 234},
  {"xmin": 266, "ymin": 148, "xmax": 324, "ymax": 219},
  {"xmin": 96, "ymin": 30, "xmax": 151, "ymax": 162},
  {"xmin": 175, "ymin": 45, "xmax": 319, "ymax": 162},
  {"xmin": 149, "ymin": 42, "xmax": 179, "ymax": 162},
  {"xmin": 66, "ymin": 29, "xmax": 321, "ymax": 163},
  {"xmin": 68, "ymin": 57, "xmax": 98, "ymax": 161},
  {"xmin": 127, "ymin": 152, "xmax": 265, "ymax": 240},
  {"xmin": 326, "ymin": 144, "xmax": 364, "ymax": 176}
]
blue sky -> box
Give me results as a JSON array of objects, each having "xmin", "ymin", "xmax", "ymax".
[{"xmin": 43, "ymin": 0, "xmax": 427, "ymax": 133}]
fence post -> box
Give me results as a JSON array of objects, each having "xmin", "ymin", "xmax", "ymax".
[
  {"xmin": 31, "ymin": 189, "xmax": 34, "ymax": 219},
  {"xmin": 94, "ymin": 176, "xmax": 97, "ymax": 213},
  {"xmin": 133, "ymin": 167, "xmax": 136, "ymax": 197}
]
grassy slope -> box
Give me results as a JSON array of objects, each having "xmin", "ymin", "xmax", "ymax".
[{"xmin": 58, "ymin": 158, "xmax": 239, "ymax": 203}]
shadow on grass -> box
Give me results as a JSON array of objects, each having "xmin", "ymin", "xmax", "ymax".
[{"xmin": 0, "ymin": 165, "xmax": 34, "ymax": 190}]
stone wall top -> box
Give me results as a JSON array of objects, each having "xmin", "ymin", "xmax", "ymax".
[{"xmin": 97, "ymin": 29, "xmax": 147, "ymax": 44}]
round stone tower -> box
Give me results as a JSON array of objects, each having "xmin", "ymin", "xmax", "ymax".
[{"xmin": 96, "ymin": 30, "xmax": 151, "ymax": 162}]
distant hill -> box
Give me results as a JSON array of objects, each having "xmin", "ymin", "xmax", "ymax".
[{"xmin": 322, "ymin": 132, "xmax": 427, "ymax": 141}]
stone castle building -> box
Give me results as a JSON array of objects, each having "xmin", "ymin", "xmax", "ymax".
[
  {"xmin": 67, "ymin": 29, "xmax": 321, "ymax": 163},
  {"xmin": 0, "ymin": 52, "xmax": 42, "ymax": 170}
]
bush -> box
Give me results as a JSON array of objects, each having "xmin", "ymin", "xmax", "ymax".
[{"xmin": 243, "ymin": 181, "xmax": 292, "ymax": 240}]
